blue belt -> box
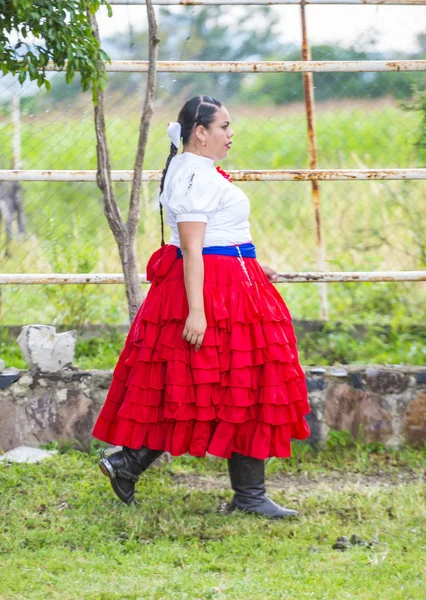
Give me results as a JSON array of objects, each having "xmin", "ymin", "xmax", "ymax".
[{"xmin": 176, "ymin": 242, "xmax": 256, "ymax": 259}]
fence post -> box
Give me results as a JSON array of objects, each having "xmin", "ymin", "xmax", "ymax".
[
  {"xmin": 300, "ymin": 2, "xmax": 329, "ymax": 321},
  {"xmin": 12, "ymin": 93, "xmax": 21, "ymax": 170}
]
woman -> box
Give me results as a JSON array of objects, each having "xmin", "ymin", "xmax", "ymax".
[{"xmin": 92, "ymin": 95, "xmax": 311, "ymax": 518}]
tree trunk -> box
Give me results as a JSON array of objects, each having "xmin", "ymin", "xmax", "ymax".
[
  {"xmin": 87, "ymin": 1, "xmax": 159, "ymax": 322},
  {"xmin": 128, "ymin": 0, "xmax": 160, "ymax": 241},
  {"xmin": 118, "ymin": 238, "xmax": 145, "ymax": 323}
]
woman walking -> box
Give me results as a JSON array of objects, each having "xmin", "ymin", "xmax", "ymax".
[{"xmin": 92, "ymin": 95, "xmax": 311, "ymax": 518}]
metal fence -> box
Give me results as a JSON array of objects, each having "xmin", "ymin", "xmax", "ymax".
[{"xmin": 1, "ymin": 0, "xmax": 426, "ymax": 326}]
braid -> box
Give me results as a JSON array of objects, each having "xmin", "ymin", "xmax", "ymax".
[
  {"xmin": 158, "ymin": 96, "xmax": 222, "ymax": 247},
  {"xmin": 159, "ymin": 142, "xmax": 178, "ymax": 246}
]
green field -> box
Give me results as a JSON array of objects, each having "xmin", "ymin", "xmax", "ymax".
[
  {"xmin": 1, "ymin": 99, "xmax": 425, "ymax": 356},
  {"xmin": 0, "ymin": 439, "xmax": 425, "ymax": 600}
]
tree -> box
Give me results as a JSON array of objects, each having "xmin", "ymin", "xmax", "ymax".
[
  {"xmin": 0, "ymin": 0, "xmax": 110, "ymax": 102},
  {"xmin": 401, "ymin": 84, "xmax": 426, "ymax": 162},
  {"xmin": 16, "ymin": 6, "xmax": 284, "ymax": 113},
  {"xmin": 0, "ymin": 0, "xmax": 160, "ymax": 320},
  {"xmin": 87, "ymin": 3, "xmax": 159, "ymax": 320}
]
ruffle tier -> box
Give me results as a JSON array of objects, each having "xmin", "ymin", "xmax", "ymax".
[{"xmin": 91, "ymin": 245, "xmax": 311, "ymax": 459}]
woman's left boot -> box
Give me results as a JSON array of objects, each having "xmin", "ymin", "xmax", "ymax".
[
  {"xmin": 99, "ymin": 446, "xmax": 163, "ymax": 505},
  {"xmin": 227, "ymin": 452, "xmax": 299, "ymax": 518}
]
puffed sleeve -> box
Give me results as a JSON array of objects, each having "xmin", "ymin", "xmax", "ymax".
[{"xmin": 168, "ymin": 165, "xmax": 222, "ymax": 223}]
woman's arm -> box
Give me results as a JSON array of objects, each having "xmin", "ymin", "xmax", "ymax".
[{"xmin": 177, "ymin": 221, "xmax": 207, "ymax": 351}]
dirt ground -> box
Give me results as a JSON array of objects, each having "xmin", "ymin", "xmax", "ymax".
[{"xmin": 170, "ymin": 469, "xmax": 424, "ymax": 493}]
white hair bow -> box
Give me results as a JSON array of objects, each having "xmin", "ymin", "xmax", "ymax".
[{"xmin": 167, "ymin": 121, "xmax": 182, "ymax": 148}]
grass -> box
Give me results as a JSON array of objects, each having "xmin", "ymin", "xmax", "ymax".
[
  {"xmin": 1, "ymin": 100, "xmax": 426, "ymax": 330},
  {"xmin": 0, "ymin": 437, "xmax": 425, "ymax": 599},
  {"xmin": 3, "ymin": 318, "xmax": 426, "ymax": 370}
]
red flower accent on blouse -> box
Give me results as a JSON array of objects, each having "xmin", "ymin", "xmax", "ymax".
[{"xmin": 216, "ymin": 165, "xmax": 233, "ymax": 183}]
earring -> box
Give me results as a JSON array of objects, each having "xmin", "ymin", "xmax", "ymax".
[{"xmin": 202, "ymin": 141, "xmax": 206, "ymax": 147}]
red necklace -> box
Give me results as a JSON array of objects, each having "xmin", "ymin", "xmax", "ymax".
[{"xmin": 216, "ymin": 165, "xmax": 233, "ymax": 183}]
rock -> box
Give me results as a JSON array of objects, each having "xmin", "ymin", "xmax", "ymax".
[
  {"xmin": 304, "ymin": 411, "xmax": 322, "ymax": 446},
  {"xmin": 0, "ymin": 368, "xmax": 20, "ymax": 389},
  {"xmin": 0, "ymin": 445, "xmax": 58, "ymax": 463},
  {"xmin": 403, "ymin": 390, "xmax": 426, "ymax": 446},
  {"xmin": 306, "ymin": 377, "xmax": 327, "ymax": 392},
  {"xmin": 57, "ymin": 389, "xmax": 93, "ymax": 442},
  {"xmin": 309, "ymin": 367, "xmax": 326, "ymax": 375},
  {"xmin": 332, "ymin": 536, "xmax": 352, "ymax": 551},
  {"xmin": 325, "ymin": 384, "xmax": 392, "ymax": 443},
  {"xmin": 351, "ymin": 373, "xmax": 363, "ymax": 389},
  {"xmin": 415, "ymin": 372, "xmax": 426, "ymax": 385},
  {"xmin": 18, "ymin": 374, "xmax": 33, "ymax": 387},
  {"xmin": 330, "ymin": 368, "xmax": 348, "ymax": 378},
  {"xmin": 17, "ymin": 325, "xmax": 76, "ymax": 373},
  {"xmin": 350, "ymin": 534, "xmax": 369, "ymax": 547},
  {"xmin": 0, "ymin": 402, "xmax": 19, "ymax": 449},
  {"xmin": 359, "ymin": 394, "xmax": 392, "ymax": 442},
  {"xmin": 332, "ymin": 542, "xmax": 350, "ymax": 551},
  {"xmin": 365, "ymin": 368, "xmax": 409, "ymax": 394},
  {"xmin": 350, "ymin": 534, "xmax": 363, "ymax": 544}
]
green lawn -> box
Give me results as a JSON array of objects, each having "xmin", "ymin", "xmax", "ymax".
[
  {"xmin": 1, "ymin": 441, "xmax": 425, "ymax": 599},
  {"xmin": 2, "ymin": 318, "xmax": 426, "ymax": 370},
  {"xmin": 1, "ymin": 100, "xmax": 426, "ymax": 329}
]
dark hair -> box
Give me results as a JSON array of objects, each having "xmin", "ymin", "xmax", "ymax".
[{"xmin": 158, "ymin": 95, "xmax": 222, "ymax": 245}]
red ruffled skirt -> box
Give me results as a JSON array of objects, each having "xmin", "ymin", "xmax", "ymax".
[{"xmin": 91, "ymin": 244, "xmax": 311, "ymax": 459}]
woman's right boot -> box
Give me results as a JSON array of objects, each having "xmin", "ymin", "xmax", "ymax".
[{"xmin": 99, "ymin": 446, "xmax": 163, "ymax": 505}]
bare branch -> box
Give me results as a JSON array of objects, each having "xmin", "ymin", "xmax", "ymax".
[
  {"xmin": 86, "ymin": 4, "xmax": 145, "ymax": 319},
  {"xmin": 127, "ymin": 0, "xmax": 160, "ymax": 239}
]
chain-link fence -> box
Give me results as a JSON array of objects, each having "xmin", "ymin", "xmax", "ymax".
[{"xmin": 1, "ymin": 2, "xmax": 426, "ymax": 328}]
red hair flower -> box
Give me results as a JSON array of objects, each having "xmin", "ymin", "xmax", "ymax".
[{"xmin": 216, "ymin": 165, "xmax": 233, "ymax": 183}]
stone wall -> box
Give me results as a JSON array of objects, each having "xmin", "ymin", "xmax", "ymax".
[{"xmin": 1, "ymin": 365, "xmax": 426, "ymax": 452}]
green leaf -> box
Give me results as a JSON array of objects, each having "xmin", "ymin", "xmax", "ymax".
[
  {"xmin": 65, "ymin": 66, "xmax": 75, "ymax": 84},
  {"xmin": 1, "ymin": 0, "xmax": 111, "ymax": 96},
  {"xmin": 28, "ymin": 63, "xmax": 37, "ymax": 79}
]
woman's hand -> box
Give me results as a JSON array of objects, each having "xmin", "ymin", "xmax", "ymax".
[
  {"xmin": 261, "ymin": 264, "xmax": 279, "ymax": 283},
  {"xmin": 182, "ymin": 308, "xmax": 207, "ymax": 351}
]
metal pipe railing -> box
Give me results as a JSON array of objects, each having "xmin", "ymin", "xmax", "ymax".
[
  {"xmin": 5, "ymin": 7, "xmax": 426, "ymax": 292},
  {"xmin": 43, "ymin": 59, "xmax": 426, "ymax": 73},
  {"xmin": 108, "ymin": 0, "xmax": 426, "ymax": 5},
  {"xmin": 1, "ymin": 169, "xmax": 426, "ymax": 182},
  {"xmin": 1, "ymin": 273, "xmax": 425, "ymax": 285}
]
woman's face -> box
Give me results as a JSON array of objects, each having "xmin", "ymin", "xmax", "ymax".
[{"xmin": 196, "ymin": 106, "xmax": 234, "ymax": 161}]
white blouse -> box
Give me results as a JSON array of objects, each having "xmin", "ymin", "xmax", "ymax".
[{"xmin": 160, "ymin": 151, "xmax": 252, "ymax": 247}]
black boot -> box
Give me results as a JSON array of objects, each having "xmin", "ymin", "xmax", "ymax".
[
  {"xmin": 227, "ymin": 452, "xmax": 298, "ymax": 519},
  {"xmin": 99, "ymin": 446, "xmax": 163, "ymax": 505}
]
